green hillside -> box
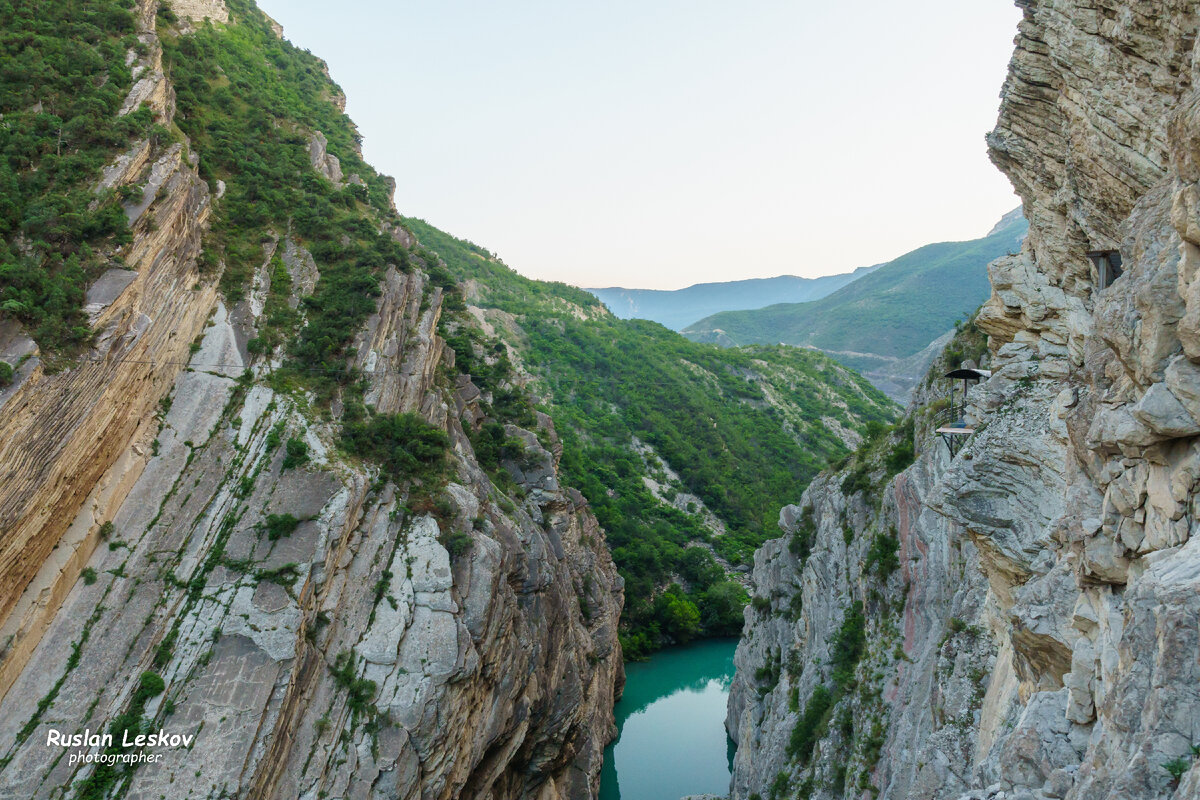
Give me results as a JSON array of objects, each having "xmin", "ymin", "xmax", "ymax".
[
  {"xmin": 406, "ymin": 219, "xmax": 897, "ymax": 656},
  {"xmin": 0, "ymin": 0, "xmax": 898, "ymax": 658},
  {"xmin": 682, "ymin": 213, "xmax": 1026, "ymax": 358},
  {"xmin": 587, "ymin": 267, "xmax": 876, "ymax": 332}
]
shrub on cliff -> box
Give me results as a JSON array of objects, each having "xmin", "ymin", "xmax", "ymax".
[
  {"xmin": 864, "ymin": 529, "xmax": 901, "ymax": 579},
  {"xmin": 829, "ymin": 606, "xmax": 866, "ymax": 689},
  {"xmin": 341, "ymin": 411, "xmax": 449, "ymax": 484},
  {"xmin": 281, "ymin": 437, "xmax": 310, "ymax": 470},
  {"xmin": 787, "ymin": 684, "xmax": 834, "ymax": 765}
]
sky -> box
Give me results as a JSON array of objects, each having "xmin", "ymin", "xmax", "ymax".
[{"xmin": 256, "ymin": 1, "xmax": 1023, "ymax": 290}]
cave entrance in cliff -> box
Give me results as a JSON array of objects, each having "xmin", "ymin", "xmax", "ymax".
[
  {"xmin": 1086, "ymin": 249, "xmax": 1123, "ymax": 290},
  {"xmin": 934, "ymin": 367, "xmax": 990, "ymax": 456}
]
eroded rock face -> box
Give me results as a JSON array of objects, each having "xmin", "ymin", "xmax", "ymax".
[
  {"xmin": 0, "ymin": 2, "xmax": 622, "ymax": 798},
  {"xmin": 0, "ymin": 0, "xmax": 213, "ymax": 697},
  {"xmin": 730, "ymin": 3, "xmax": 1200, "ymax": 798},
  {"xmin": 0, "ymin": 273, "xmax": 623, "ymax": 799},
  {"xmin": 309, "ymin": 131, "xmax": 344, "ymax": 186}
]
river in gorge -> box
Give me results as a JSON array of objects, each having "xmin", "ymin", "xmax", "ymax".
[{"xmin": 599, "ymin": 638, "xmax": 738, "ymax": 800}]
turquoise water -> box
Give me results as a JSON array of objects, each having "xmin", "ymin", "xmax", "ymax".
[{"xmin": 599, "ymin": 638, "xmax": 738, "ymax": 800}]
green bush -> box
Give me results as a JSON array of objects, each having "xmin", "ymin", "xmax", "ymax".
[
  {"xmin": 754, "ymin": 648, "xmax": 781, "ymax": 692},
  {"xmin": 137, "ymin": 670, "xmax": 165, "ymax": 699},
  {"xmin": 1163, "ymin": 756, "xmax": 1190, "ymax": 782},
  {"xmin": 152, "ymin": 629, "xmax": 178, "ymax": 670},
  {"xmin": 341, "ymin": 411, "xmax": 449, "ymax": 483},
  {"xmin": 263, "ymin": 513, "xmax": 301, "ymax": 540},
  {"xmin": 787, "ymin": 684, "xmax": 834, "ymax": 764},
  {"xmin": 829, "ymin": 606, "xmax": 866, "ymax": 689},
  {"xmin": 864, "ymin": 529, "xmax": 900, "ymax": 579},
  {"xmin": 655, "ymin": 585, "xmax": 701, "ymax": 644},
  {"xmin": 281, "ymin": 437, "xmax": 310, "ymax": 470},
  {"xmin": 885, "ymin": 416, "xmax": 916, "ymax": 475},
  {"xmin": 789, "ymin": 506, "xmax": 817, "ymax": 565},
  {"xmin": 0, "ymin": 360, "xmax": 12, "ymax": 387},
  {"xmin": 840, "ymin": 461, "xmax": 873, "ymax": 496},
  {"xmin": 438, "ymin": 528, "xmax": 473, "ymax": 560},
  {"xmin": 699, "ymin": 580, "xmax": 749, "ymax": 635},
  {"xmin": 329, "ymin": 650, "xmax": 376, "ymax": 716}
]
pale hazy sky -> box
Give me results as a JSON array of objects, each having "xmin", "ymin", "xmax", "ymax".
[{"xmin": 256, "ymin": 1, "xmax": 1023, "ymax": 290}]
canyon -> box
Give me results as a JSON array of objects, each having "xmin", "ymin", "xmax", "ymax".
[{"xmin": 3, "ymin": 1, "xmax": 1200, "ymax": 800}]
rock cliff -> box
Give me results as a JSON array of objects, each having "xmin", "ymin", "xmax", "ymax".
[
  {"xmin": 0, "ymin": 1, "xmax": 622, "ymax": 798},
  {"xmin": 728, "ymin": 3, "xmax": 1200, "ymax": 799}
]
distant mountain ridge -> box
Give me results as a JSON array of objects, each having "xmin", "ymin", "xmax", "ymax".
[
  {"xmin": 586, "ymin": 266, "xmax": 878, "ymax": 331},
  {"xmin": 682, "ymin": 208, "xmax": 1027, "ymax": 401}
]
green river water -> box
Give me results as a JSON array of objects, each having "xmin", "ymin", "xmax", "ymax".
[{"xmin": 599, "ymin": 638, "xmax": 738, "ymax": 800}]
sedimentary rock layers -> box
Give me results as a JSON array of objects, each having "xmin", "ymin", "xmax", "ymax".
[
  {"xmin": 731, "ymin": 3, "xmax": 1200, "ymax": 798},
  {"xmin": 0, "ymin": 2, "xmax": 623, "ymax": 798}
]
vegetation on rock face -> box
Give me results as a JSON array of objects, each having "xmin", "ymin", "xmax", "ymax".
[
  {"xmin": 2, "ymin": 0, "xmax": 896, "ymax": 660},
  {"xmin": 160, "ymin": 0, "xmax": 410, "ymax": 401},
  {"xmin": 0, "ymin": 0, "xmax": 151, "ymax": 353},
  {"xmin": 72, "ymin": 670, "xmax": 167, "ymax": 799},
  {"xmin": 768, "ymin": 312, "xmax": 990, "ymax": 790},
  {"xmin": 341, "ymin": 411, "xmax": 450, "ymax": 484},
  {"xmin": 405, "ymin": 218, "xmax": 897, "ymax": 655}
]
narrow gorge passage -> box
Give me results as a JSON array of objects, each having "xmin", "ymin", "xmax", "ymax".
[{"xmin": 600, "ymin": 639, "xmax": 738, "ymax": 800}]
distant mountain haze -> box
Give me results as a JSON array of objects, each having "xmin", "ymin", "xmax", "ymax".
[
  {"xmin": 587, "ymin": 267, "xmax": 879, "ymax": 332},
  {"xmin": 681, "ymin": 207, "xmax": 1027, "ymax": 401}
]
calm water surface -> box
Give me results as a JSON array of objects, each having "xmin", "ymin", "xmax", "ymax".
[{"xmin": 599, "ymin": 638, "xmax": 737, "ymax": 800}]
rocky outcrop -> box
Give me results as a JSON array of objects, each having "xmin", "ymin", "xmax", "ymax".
[
  {"xmin": 0, "ymin": 269, "xmax": 623, "ymax": 799},
  {"xmin": 729, "ymin": 3, "xmax": 1200, "ymax": 799},
  {"xmin": 0, "ymin": 0, "xmax": 213, "ymax": 695},
  {"xmin": 726, "ymin": 417, "xmax": 1001, "ymax": 800},
  {"xmin": 308, "ymin": 130, "xmax": 344, "ymax": 186},
  {"xmin": 0, "ymin": 2, "xmax": 622, "ymax": 798},
  {"xmin": 166, "ymin": 0, "xmax": 229, "ymax": 24}
]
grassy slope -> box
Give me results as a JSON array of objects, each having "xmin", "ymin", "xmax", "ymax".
[
  {"xmin": 406, "ymin": 218, "xmax": 897, "ymax": 655},
  {"xmin": 682, "ymin": 214, "xmax": 1027, "ymax": 358}
]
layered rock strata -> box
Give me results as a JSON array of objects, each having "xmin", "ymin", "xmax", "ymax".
[
  {"xmin": 0, "ymin": 1, "xmax": 623, "ymax": 798},
  {"xmin": 729, "ymin": 3, "xmax": 1200, "ymax": 799}
]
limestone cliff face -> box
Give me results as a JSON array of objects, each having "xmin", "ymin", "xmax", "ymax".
[
  {"xmin": 729, "ymin": 3, "xmax": 1200, "ymax": 799},
  {"xmin": 726, "ymin": 411, "xmax": 1000, "ymax": 800},
  {"xmin": 0, "ymin": 0, "xmax": 212, "ymax": 702},
  {"xmin": 0, "ymin": 2, "xmax": 622, "ymax": 798}
]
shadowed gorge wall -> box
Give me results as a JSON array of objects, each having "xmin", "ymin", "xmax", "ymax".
[{"xmin": 727, "ymin": 3, "xmax": 1200, "ymax": 799}]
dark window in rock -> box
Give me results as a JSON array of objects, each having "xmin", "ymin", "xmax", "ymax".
[{"xmin": 1086, "ymin": 250, "xmax": 1123, "ymax": 290}]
